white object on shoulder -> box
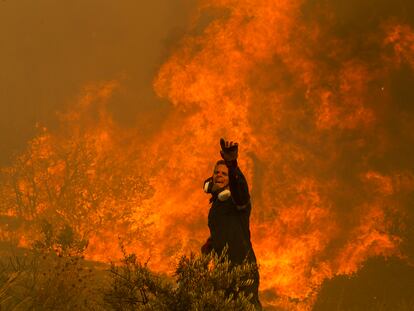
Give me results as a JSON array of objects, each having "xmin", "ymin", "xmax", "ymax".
[{"xmin": 218, "ymin": 189, "xmax": 231, "ymax": 201}]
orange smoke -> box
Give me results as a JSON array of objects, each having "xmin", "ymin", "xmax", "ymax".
[{"xmin": 1, "ymin": 1, "xmax": 414, "ymax": 310}]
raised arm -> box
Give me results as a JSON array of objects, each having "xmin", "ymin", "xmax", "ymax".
[
  {"xmin": 226, "ymin": 160, "xmax": 250, "ymax": 206},
  {"xmin": 220, "ymin": 139, "xmax": 250, "ymax": 208}
]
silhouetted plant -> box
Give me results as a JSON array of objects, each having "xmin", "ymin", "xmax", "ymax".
[
  {"xmin": 0, "ymin": 233, "xmax": 104, "ymax": 311},
  {"xmin": 0, "ymin": 127, "xmax": 154, "ymax": 255},
  {"xmin": 32, "ymin": 220, "xmax": 88, "ymax": 257},
  {"xmin": 105, "ymin": 245, "xmax": 257, "ymax": 311}
]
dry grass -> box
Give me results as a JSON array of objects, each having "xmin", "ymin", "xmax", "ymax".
[{"xmin": 0, "ymin": 249, "xmax": 107, "ymax": 311}]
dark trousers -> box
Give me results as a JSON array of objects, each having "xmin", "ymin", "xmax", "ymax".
[{"xmin": 244, "ymin": 266, "xmax": 262, "ymax": 309}]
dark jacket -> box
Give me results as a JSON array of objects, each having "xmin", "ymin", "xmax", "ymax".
[
  {"xmin": 208, "ymin": 161, "xmax": 257, "ymax": 265},
  {"xmin": 206, "ymin": 161, "xmax": 261, "ymax": 308}
]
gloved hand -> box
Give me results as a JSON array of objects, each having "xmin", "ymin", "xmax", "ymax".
[{"xmin": 220, "ymin": 138, "xmax": 238, "ymax": 162}]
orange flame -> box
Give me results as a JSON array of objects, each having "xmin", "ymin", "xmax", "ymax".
[{"xmin": 1, "ymin": 1, "xmax": 414, "ymax": 310}]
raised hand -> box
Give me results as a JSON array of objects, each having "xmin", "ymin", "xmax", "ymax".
[{"xmin": 220, "ymin": 138, "xmax": 238, "ymax": 161}]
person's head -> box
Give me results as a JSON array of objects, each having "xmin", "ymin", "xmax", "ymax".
[{"xmin": 212, "ymin": 160, "xmax": 229, "ymax": 192}]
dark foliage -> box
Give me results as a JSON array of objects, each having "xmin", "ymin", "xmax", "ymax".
[{"xmin": 105, "ymin": 246, "xmax": 258, "ymax": 311}]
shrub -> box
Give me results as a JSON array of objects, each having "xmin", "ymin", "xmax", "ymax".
[
  {"xmin": 105, "ymin": 246, "xmax": 258, "ymax": 311},
  {"xmin": 0, "ymin": 222, "xmax": 105, "ymax": 311}
]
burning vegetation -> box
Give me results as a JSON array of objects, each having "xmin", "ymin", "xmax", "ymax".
[{"xmin": 1, "ymin": 0, "xmax": 414, "ymax": 310}]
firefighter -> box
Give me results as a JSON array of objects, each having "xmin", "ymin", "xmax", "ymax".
[{"xmin": 202, "ymin": 138, "xmax": 261, "ymax": 308}]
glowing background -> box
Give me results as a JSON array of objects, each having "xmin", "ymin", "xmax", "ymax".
[{"xmin": 1, "ymin": 0, "xmax": 414, "ymax": 310}]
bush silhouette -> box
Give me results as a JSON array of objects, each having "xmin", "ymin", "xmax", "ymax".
[{"xmin": 105, "ymin": 245, "xmax": 258, "ymax": 311}]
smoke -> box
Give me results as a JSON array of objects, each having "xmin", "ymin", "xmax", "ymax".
[
  {"xmin": 1, "ymin": 0, "xmax": 414, "ymax": 310},
  {"xmin": 0, "ymin": 0, "xmax": 196, "ymax": 164}
]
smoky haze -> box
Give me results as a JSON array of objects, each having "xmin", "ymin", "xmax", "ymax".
[
  {"xmin": 0, "ymin": 0, "xmax": 195, "ymax": 165},
  {"xmin": 1, "ymin": 0, "xmax": 414, "ymax": 310}
]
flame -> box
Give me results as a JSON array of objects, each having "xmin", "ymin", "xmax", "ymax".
[
  {"xmin": 1, "ymin": 1, "xmax": 414, "ymax": 310},
  {"xmin": 147, "ymin": 1, "xmax": 414, "ymax": 309}
]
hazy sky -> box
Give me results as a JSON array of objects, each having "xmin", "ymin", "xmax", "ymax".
[{"xmin": 0, "ymin": 0, "xmax": 195, "ymax": 165}]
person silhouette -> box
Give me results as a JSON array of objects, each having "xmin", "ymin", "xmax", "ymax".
[{"xmin": 202, "ymin": 138, "xmax": 261, "ymax": 308}]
